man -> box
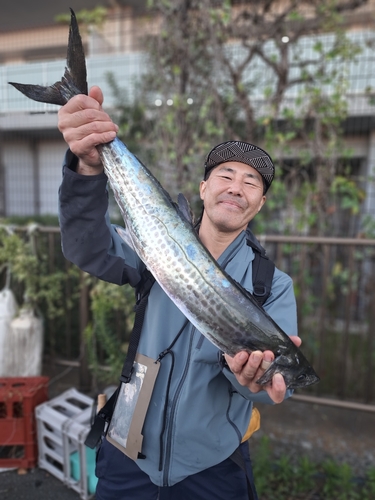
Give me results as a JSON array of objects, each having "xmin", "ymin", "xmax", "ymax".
[{"xmin": 58, "ymin": 85, "xmax": 301, "ymax": 500}]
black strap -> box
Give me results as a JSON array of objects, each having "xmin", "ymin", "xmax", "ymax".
[
  {"xmin": 229, "ymin": 448, "xmax": 256, "ymax": 500},
  {"xmin": 120, "ymin": 269, "xmax": 155, "ymax": 383},
  {"xmin": 84, "ymin": 388, "xmax": 119, "ymax": 448},
  {"xmin": 252, "ymin": 251, "xmax": 275, "ymax": 306},
  {"xmin": 246, "ymin": 228, "xmax": 275, "ymax": 307},
  {"xmin": 84, "ymin": 268, "xmax": 156, "ymax": 449}
]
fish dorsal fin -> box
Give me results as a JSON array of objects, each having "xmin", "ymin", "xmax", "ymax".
[{"xmin": 177, "ymin": 193, "xmax": 195, "ymax": 225}]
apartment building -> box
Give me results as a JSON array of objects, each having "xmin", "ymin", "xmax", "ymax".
[
  {"xmin": 0, "ymin": 0, "xmax": 148, "ymax": 217},
  {"xmin": 1, "ymin": 0, "xmax": 375, "ymax": 226}
]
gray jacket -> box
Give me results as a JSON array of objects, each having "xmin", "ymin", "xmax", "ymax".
[{"xmin": 59, "ymin": 150, "xmax": 297, "ymax": 486}]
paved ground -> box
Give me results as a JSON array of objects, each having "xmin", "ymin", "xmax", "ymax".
[
  {"xmin": 1, "ymin": 364, "xmax": 374, "ymax": 499},
  {"xmin": 252, "ymin": 397, "xmax": 375, "ymax": 477},
  {"xmin": 0, "ymin": 468, "xmax": 81, "ymax": 499}
]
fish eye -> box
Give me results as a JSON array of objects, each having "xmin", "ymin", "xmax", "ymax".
[{"xmin": 297, "ymin": 374, "xmax": 306, "ymax": 381}]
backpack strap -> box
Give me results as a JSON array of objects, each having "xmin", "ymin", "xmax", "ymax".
[
  {"xmin": 246, "ymin": 227, "xmax": 275, "ymax": 307},
  {"xmin": 229, "ymin": 445, "xmax": 257, "ymax": 500},
  {"xmin": 85, "ymin": 268, "xmax": 155, "ymax": 450},
  {"xmin": 120, "ymin": 269, "xmax": 155, "ymax": 384}
]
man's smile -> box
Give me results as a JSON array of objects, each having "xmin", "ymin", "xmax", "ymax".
[{"xmin": 218, "ymin": 197, "xmax": 247, "ymax": 210}]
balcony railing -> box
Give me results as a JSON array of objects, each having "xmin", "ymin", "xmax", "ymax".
[{"xmin": 1, "ymin": 30, "xmax": 375, "ymax": 119}]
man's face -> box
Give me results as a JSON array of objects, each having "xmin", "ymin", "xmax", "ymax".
[{"xmin": 200, "ymin": 161, "xmax": 266, "ymax": 234}]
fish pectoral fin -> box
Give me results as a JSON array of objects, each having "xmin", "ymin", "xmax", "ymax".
[
  {"xmin": 255, "ymin": 362, "xmax": 276, "ymax": 386},
  {"xmin": 177, "ymin": 193, "xmax": 195, "ymax": 225},
  {"xmin": 256, "ymin": 355, "xmax": 293, "ymax": 386}
]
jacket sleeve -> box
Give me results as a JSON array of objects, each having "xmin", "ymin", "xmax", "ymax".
[{"xmin": 58, "ymin": 149, "xmax": 143, "ymax": 287}]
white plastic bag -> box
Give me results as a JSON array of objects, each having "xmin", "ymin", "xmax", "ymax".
[
  {"xmin": 9, "ymin": 307, "xmax": 44, "ymax": 377},
  {"xmin": 0, "ymin": 287, "xmax": 18, "ymax": 377}
]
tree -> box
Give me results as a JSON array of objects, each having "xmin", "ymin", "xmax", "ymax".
[{"xmin": 112, "ymin": 0, "xmax": 368, "ymax": 235}]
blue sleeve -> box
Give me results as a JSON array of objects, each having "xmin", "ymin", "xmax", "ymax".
[{"xmin": 58, "ymin": 149, "xmax": 143, "ymax": 287}]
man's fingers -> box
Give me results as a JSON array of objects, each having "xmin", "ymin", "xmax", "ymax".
[
  {"xmin": 239, "ymin": 351, "xmax": 262, "ymax": 379},
  {"xmin": 225, "ymin": 348, "xmax": 292, "ymax": 404},
  {"xmin": 290, "ymin": 335, "xmax": 302, "ymax": 348},
  {"xmin": 265, "ymin": 373, "xmax": 286, "ymax": 404},
  {"xmin": 225, "ymin": 352, "xmax": 248, "ymax": 374},
  {"xmin": 89, "ymin": 85, "xmax": 104, "ymax": 106}
]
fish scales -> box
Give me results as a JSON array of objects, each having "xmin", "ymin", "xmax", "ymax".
[{"xmin": 8, "ymin": 10, "xmax": 320, "ymax": 390}]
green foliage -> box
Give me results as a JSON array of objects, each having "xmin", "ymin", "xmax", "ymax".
[
  {"xmin": 55, "ymin": 7, "xmax": 108, "ymax": 28},
  {"xmin": 84, "ymin": 278, "xmax": 135, "ymax": 384},
  {"xmin": 0, "ymin": 215, "xmax": 59, "ymax": 226},
  {"xmin": 321, "ymin": 459, "xmax": 359, "ymax": 500},
  {"xmin": 252, "ymin": 436, "xmax": 375, "ymax": 499},
  {"xmin": 331, "ymin": 176, "xmax": 366, "ymax": 215},
  {"xmin": 106, "ymin": 0, "xmax": 370, "ymax": 236},
  {"xmin": 0, "ymin": 227, "xmax": 71, "ymax": 319},
  {"xmin": 363, "ymin": 468, "xmax": 375, "ymax": 498}
]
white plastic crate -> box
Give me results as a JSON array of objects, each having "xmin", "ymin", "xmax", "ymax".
[
  {"xmin": 62, "ymin": 406, "xmax": 98, "ymax": 499},
  {"xmin": 35, "ymin": 389, "xmax": 94, "ymax": 486}
]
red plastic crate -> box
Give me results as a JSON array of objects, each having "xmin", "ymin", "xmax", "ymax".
[{"xmin": 0, "ymin": 376, "xmax": 49, "ymax": 468}]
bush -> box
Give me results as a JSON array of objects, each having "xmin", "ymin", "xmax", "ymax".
[{"xmin": 252, "ymin": 436, "xmax": 375, "ymax": 500}]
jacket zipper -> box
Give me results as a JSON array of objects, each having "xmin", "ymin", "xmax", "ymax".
[{"xmin": 162, "ymin": 326, "xmax": 196, "ymax": 486}]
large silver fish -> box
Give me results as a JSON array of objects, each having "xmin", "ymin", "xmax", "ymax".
[{"xmin": 9, "ymin": 10, "xmax": 319, "ymax": 389}]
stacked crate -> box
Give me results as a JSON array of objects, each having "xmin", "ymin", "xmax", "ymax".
[
  {"xmin": 63, "ymin": 410, "xmax": 98, "ymax": 499},
  {"xmin": 35, "ymin": 388, "xmax": 97, "ymax": 500},
  {"xmin": 0, "ymin": 376, "xmax": 49, "ymax": 469}
]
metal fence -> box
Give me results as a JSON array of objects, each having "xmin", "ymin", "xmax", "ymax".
[
  {"xmin": 262, "ymin": 235, "xmax": 375, "ymax": 405},
  {"xmin": 7, "ymin": 226, "xmax": 374, "ymax": 406}
]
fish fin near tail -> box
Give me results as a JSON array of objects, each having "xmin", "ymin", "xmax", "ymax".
[
  {"xmin": 8, "ymin": 9, "xmax": 88, "ymax": 106},
  {"xmin": 256, "ymin": 363, "xmax": 277, "ymax": 386}
]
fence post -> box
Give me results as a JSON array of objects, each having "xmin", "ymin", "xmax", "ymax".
[
  {"xmin": 79, "ymin": 270, "xmax": 91, "ymax": 392},
  {"xmin": 318, "ymin": 244, "xmax": 330, "ymax": 377},
  {"xmin": 365, "ymin": 271, "xmax": 375, "ymax": 403}
]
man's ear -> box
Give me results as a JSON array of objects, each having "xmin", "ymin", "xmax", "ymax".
[
  {"xmin": 258, "ymin": 195, "xmax": 266, "ymax": 213},
  {"xmin": 199, "ymin": 180, "xmax": 207, "ymax": 201}
]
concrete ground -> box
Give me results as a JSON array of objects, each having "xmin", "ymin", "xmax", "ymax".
[
  {"xmin": 252, "ymin": 396, "xmax": 375, "ymax": 477},
  {"xmin": 0, "ymin": 468, "xmax": 81, "ymax": 499}
]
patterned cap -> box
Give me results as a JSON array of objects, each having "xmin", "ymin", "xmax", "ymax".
[{"xmin": 204, "ymin": 141, "xmax": 275, "ymax": 192}]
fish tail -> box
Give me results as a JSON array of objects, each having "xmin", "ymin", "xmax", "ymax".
[{"xmin": 8, "ymin": 9, "xmax": 88, "ymax": 106}]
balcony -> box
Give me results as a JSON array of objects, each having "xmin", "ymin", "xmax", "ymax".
[
  {"xmin": 0, "ymin": 52, "xmax": 147, "ymax": 123},
  {"xmin": 1, "ymin": 30, "xmax": 375, "ymax": 130}
]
